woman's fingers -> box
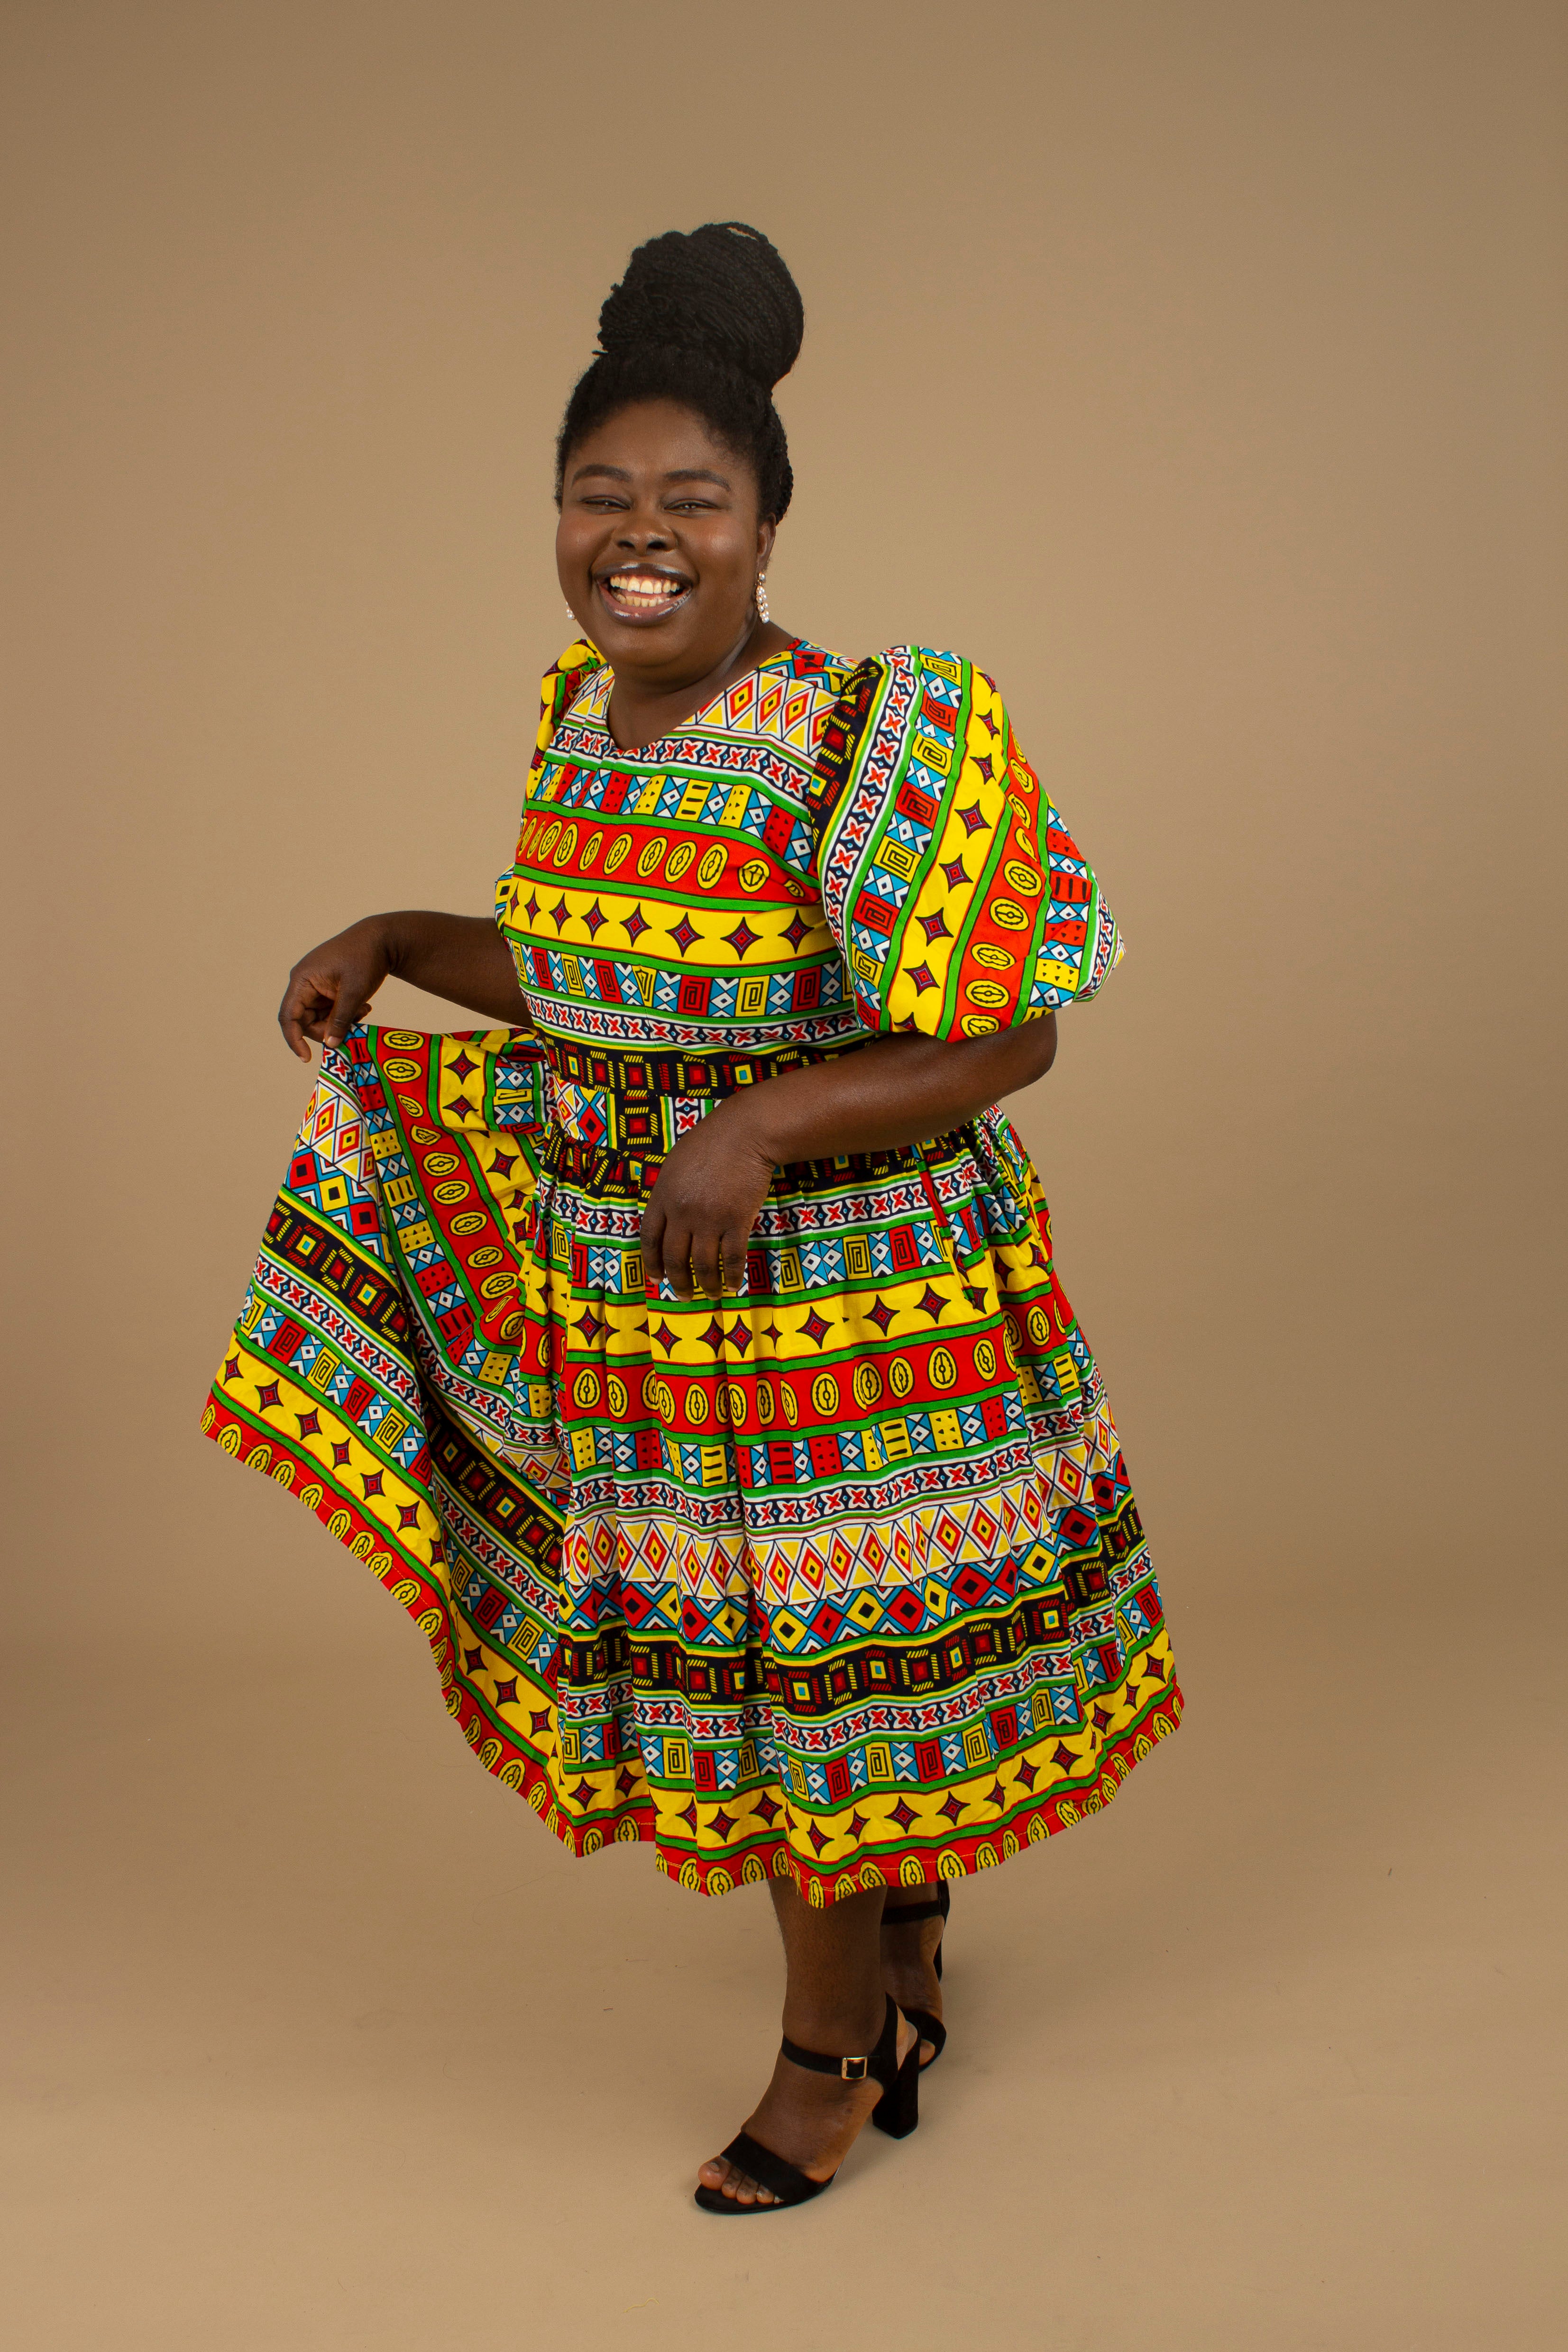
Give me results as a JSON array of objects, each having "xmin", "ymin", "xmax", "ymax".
[
  {"xmin": 322, "ymin": 973, "xmax": 371, "ymax": 1050},
  {"xmin": 688, "ymin": 1216, "xmax": 757, "ymax": 1301},
  {"xmin": 277, "ymin": 923, "xmax": 391, "ymax": 1062},
  {"xmin": 689, "ymin": 1223, "xmax": 724, "ymax": 1303},
  {"xmin": 279, "ymin": 962, "xmax": 356, "ymax": 1059},
  {"xmin": 697, "ymin": 1223, "xmax": 745, "ymax": 1301},
  {"xmin": 281, "ymin": 969, "xmax": 373, "ymax": 1057},
  {"xmin": 642, "ymin": 1119, "xmax": 773, "ymax": 1303},
  {"xmin": 643, "ymin": 1199, "xmax": 700, "ymax": 1301},
  {"xmin": 717, "ymin": 1223, "xmax": 753, "ymax": 1296},
  {"xmin": 278, "ymin": 972, "xmax": 330, "ymax": 1060},
  {"xmin": 662, "ymin": 1223, "xmax": 696, "ymax": 1300},
  {"xmin": 640, "ymin": 1200, "xmax": 667, "ymax": 1291}
]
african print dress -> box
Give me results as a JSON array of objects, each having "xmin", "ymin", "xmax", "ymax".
[{"xmin": 205, "ymin": 638, "xmax": 1182, "ymax": 1904}]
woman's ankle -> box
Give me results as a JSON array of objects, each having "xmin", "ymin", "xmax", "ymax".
[{"xmin": 780, "ymin": 1987, "xmax": 889, "ymax": 2055}]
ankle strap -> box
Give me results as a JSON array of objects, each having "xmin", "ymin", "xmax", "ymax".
[
  {"xmin": 780, "ymin": 1994, "xmax": 898, "ymax": 2082},
  {"xmin": 882, "ymin": 1898, "xmax": 945, "ymax": 1924}
]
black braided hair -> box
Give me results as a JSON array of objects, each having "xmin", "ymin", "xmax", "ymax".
[{"xmin": 555, "ymin": 222, "xmax": 803, "ymax": 521}]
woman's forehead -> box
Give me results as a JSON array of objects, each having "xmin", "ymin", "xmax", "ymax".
[{"xmin": 566, "ymin": 400, "xmax": 748, "ymax": 482}]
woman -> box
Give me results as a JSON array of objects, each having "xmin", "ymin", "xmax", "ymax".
[{"xmin": 206, "ymin": 222, "xmax": 1181, "ymax": 2211}]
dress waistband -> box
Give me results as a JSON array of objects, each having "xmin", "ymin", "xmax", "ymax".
[
  {"xmin": 541, "ymin": 1042, "xmax": 848, "ymax": 1154},
  {"xmin": 544, "ymin": 1041, "xmax": 838, "ymax": 1097}
]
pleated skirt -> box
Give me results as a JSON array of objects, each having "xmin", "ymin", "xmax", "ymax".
[{"xmin": 205, "ymin": 1023, "xmax": 1181, "ymax": 1902}]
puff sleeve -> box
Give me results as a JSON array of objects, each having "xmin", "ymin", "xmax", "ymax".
[{"xmin": 808, "ymin": 647, "xmax": 1123, "ymax": 1038}]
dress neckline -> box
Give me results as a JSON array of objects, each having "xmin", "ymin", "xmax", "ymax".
[{"xmin": 577, "ymin": 636, "xmax": 825, "ymax": 759}]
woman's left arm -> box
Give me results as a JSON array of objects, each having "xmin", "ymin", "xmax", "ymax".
[{"xmin": 642, "ymin": 1016, "xmax": 1057, "ymax": 1301}]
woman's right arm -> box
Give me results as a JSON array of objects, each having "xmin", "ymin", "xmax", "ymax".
[{"xmin": 277, "ymin": 911, "xmax": 528, "ymax": 1060}]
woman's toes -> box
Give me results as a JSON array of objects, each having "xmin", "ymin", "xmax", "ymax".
[{"xmin": 698, "ymin": 2156, "xmax": 779, "ymax": 2206}]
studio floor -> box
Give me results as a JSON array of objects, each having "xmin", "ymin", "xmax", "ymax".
[{"xmin": 4, "ymin": 1536, "xmax": 1559, "ymax": 2351}]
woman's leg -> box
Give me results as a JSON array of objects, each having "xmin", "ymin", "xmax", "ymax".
[
  {"xmin": 880, "ymin": 1893, "xmax": 945, "ymax": 2066},
  {"xmin": 697, "ymin": 1880, "xmax": 917, "ymax": 2206}
]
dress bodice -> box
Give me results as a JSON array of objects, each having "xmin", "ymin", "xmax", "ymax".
[
  {"xmin": 495, "ymin": 641, "xmax": 867, "ymax": 1090},
  {"xmin": 495, "ymin": 635, "xmax": 1122, "ymax": 1153}
]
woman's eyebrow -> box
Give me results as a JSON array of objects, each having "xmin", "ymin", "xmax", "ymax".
[
  {"xmin": 570, "ymin": 463, "xmax": 632, "ymax": 484},
  {"xmin": 663, "ymin": 468, "xmax": 731, "ymax": 488}
]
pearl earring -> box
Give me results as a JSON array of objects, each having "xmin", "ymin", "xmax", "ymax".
[
  {"xmin": 755, "ymin": 574, "xmax": 770, "ymax": 623},
  {"xmin": 566, "ymin": 604, "xmax": 578, "ymax": 629}
]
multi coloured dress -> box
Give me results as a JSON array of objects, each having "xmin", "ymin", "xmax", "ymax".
[{"xmin": 205, "ymin": 637, "xmax": 1181, "ymax": 1903}]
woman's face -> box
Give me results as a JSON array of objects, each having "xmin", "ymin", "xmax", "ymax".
[{"xmin": 556, "ymin": 400, "xmax": 775, "ymax": 685}]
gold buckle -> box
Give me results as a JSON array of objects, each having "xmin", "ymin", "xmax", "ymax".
[{"xmin": 840, "ymin": 2055, "xmax": 868, "ymax": 2080}]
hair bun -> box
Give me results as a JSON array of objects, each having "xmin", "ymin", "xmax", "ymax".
[{"xmin": 596, "ymin": 222, "xmax": 804, "ymax": 391}]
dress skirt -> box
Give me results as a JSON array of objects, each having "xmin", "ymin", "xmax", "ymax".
[{"xmin": 205, "ymin": 1020, "xmax": 1182, "ymax": 1904}]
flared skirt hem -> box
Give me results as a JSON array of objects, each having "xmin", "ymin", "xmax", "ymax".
[{"xmin": 204, "ymin": 1377, "xmax": 1181, "ymax": 1904}]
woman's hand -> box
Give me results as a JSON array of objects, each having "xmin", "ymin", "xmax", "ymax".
[
  {"xmin": 641, "ymin": 1103, "xmax": 777, "ymax": 1302},
  {"xmin": 277, "ymin": 910, "xmax": 531, "ymax": 1058},
  {"xmin": 278, "ymin": 917, "xmax": 393, "ymax": 1061},
  {"xmin": 639, "ymin": 1020, "xmax": 1060, "ymax": 1300}
]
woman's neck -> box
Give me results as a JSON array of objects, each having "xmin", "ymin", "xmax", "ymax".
[{"xmin": 603, "ymin": 618, "xmax": 796, "ymax": 751}]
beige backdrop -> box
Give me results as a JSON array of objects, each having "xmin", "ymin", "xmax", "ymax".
[{"xmin": 4, "ymin": 2, "xmax": 1564, "ymax": 2345}]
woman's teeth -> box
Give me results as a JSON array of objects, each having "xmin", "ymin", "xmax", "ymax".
[{"xmin": 604, "ymin": 574, "xmax": 688, "ymax": 607}]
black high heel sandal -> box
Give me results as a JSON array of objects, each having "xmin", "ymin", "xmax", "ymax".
[
  {"xmin": 881, "ymin": 1880, "xmax": 949, "ymax": 2068},
  {"xmin": 693, "ymin": 1994, "xmax": 919, "ymax": 2215}
]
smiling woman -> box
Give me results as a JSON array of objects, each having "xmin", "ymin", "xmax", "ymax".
[{"xmin": 204, "ymin": 220, "xmax": 1181, "ymax": 2215}]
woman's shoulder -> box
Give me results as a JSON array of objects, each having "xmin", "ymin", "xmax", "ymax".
[
  {"xmin": 532, "ymin": 639, "xmax": 607, "ymax": 766},
  {"xmin": 815, "ymin": 646, "xmax": 1009, "ymax": 771},
  {"xmin": 843, "ymin": 644, "xmax": 1000, "ymax": 696},
  {"xmin": 823, "ymin": 647, "xmax": 1010, "ymax": 746}
]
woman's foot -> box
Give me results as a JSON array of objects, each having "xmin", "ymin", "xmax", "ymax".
[
  {"xmin": 880, "ymin": 1895, "xmax": 945, "ymax": 2067},
  {"xmin": 696, "ymin": 2011, "xmax": 918, "ymax": 2206}
]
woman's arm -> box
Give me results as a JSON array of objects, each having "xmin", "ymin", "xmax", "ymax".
[
  {"xmin": 642, "ymin": 1016, "xmax": 1057, "ymax": 1301},
  {"xmin": 277, "ymin": 911, "xmax": 527, "ymax": 1059}
]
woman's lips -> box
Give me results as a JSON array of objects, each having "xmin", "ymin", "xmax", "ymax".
[{"xmin": 596, "ymin": 570, "xmax": 693, "ymax": 623}]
